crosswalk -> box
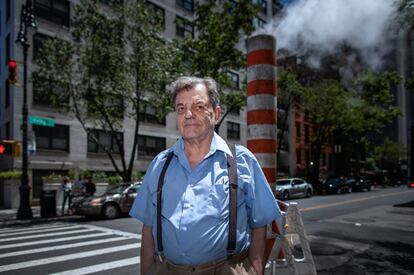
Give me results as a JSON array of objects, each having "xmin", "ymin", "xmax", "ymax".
[{"xmin": 0, "ymin": 223, "xmax": 141, "ymax": 275}]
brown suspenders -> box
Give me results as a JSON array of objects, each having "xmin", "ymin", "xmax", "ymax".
[{"xmin": 156, "ymin": 143, "xmax": 238, "ymax": 259}]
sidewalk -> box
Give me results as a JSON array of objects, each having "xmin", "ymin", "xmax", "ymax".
[{"xmin": 0, "ymin": 206, "xmax": 80, "ymax": 227}]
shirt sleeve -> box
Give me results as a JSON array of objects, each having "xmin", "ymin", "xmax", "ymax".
[
  {"xmin": 239, "ymin": 147, "xmax": 282, "ymax": 229},
  {"xmin": 129, "ymin": 159, "xmax": 158, "ymax": 226}
]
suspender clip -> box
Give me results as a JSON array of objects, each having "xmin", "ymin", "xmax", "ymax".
[
  {"xmin": 227, "ymin": 250, "xmax": 235, "ymax": 260},
  {"xmin": 158, "ymin": 252, "xmax": 164, "ymax": 262}
]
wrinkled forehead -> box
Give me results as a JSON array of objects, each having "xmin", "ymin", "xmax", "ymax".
[{"xmin": 175, "ymin": 83, "xmax": 210, "ymax": 105}]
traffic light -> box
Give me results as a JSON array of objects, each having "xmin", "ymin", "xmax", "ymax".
[
  {"xmin": 8, "ymin": 59, "xmax": 17, "ymax": 85},
  {"xmin": 0, "ymin": 140, "xmax": 21, "ymax": 157}
]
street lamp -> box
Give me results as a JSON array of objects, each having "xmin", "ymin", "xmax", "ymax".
[{"xmin": 16, "ymin": 0, "xmax": 37, "ymax": 220}]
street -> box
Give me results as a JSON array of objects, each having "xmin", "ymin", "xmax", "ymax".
[{"xmin": 0, "ymin": 186, "xmax": 413, "ymax": 274}]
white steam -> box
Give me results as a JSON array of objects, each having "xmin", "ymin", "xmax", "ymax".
[{"xmin": 265, "ymin": 0, "xmax": 400, "ymax": 69}]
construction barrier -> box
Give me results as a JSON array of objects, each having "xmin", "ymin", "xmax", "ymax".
[{"xmin": 265, "ymin": 201, "xmax": 317, "ymax": 275}]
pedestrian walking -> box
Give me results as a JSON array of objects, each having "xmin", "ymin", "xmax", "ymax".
[
  {"xmin": 61, "ymin": 176, "xmax": 72, "ymax": 216},
  {"xmin": 129, "ymin": 76, "xmax": 281, "ymax": 275}
]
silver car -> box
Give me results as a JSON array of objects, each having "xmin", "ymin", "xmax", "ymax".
[
  {"xmin": 275, "ymin": 178, "xmax": 313, "ymax": 200},
  {"xmin": 71, "ymin": 182, "xmax": 141, "ymax": 219}
]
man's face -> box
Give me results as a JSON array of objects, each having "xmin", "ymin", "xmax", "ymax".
[{"xmin": 175, "ymin": 83, "xmax": 221, "ymax": 143}]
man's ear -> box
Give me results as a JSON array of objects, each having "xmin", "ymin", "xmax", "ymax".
[{"xmin": 214, "ymin": 106, "xmax": 221, "ymax": 124}]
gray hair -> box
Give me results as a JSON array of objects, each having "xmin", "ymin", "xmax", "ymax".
[{"xmin": 171, "ymin": 76, "xmax": 220, "ymax": 109}]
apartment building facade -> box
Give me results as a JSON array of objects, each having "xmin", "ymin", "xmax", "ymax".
[{"xmin": 0, "ymin": 0, "xmax": 279, "ymax": 205}]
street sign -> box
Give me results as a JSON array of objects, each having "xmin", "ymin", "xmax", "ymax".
[{"xmin": 28, "ymin": 116, "xmax": 55, "ymax": 127}]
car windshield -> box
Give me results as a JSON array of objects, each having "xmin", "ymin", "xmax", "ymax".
[
  {"xmin": 105, "ymin": 184, "xmax": 131, "ymax": 194},
  {"xmin": 276, "ymin": 180, "xmax": 291, "ymax": 186},
  {"xmin": 324, "ymin": 178, "xmax": 339, "ymax": 184}
]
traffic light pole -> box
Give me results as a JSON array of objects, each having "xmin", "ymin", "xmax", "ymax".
[
  {"xmin": 16, "ymin": 0, "xmax": 36, "ymax": 220},
  {"xmin": 17, "ymin": 42, "xmax": 32, "ymax": 220}
]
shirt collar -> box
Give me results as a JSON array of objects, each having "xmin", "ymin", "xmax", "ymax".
[{"xmin": 171, "ymin": 132, "xmax": 233, "ymax": 159}]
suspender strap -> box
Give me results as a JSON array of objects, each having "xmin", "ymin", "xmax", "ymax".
[
  {"xmin": 156, "ymin": 151, "xmax": 174, "ymax": 255},
  {"xmin": 227, "ymin": 142, "xmax": 237, "ymax": 259}
]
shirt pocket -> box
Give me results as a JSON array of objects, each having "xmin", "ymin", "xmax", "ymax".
[{"xmin": 207, "ymin": 177, "xmax": 246, "ymax": 220}]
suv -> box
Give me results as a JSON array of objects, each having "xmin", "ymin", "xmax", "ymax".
[
  {"xmin": 320, "ymin": 177, "xmax": 352, "ymax": 194},
  {"xmin": 347, "ymin": 176, "xmax": 372, "ymax": 192},
  {"xmin": 275, "ymin": 178, "xmax": 313, "ymax": 200}
]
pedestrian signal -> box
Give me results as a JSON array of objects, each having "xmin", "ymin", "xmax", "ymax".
[
  {"xmin": 0, "ymin": 141, "xmax": 21, "ymax": 157},
  {"xmin": 8, "ymin": 59, "xmax": 17, "ymax": 85}
]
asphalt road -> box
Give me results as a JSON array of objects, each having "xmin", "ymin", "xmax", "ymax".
[
  {"xmin": 0, "ymin": 186, "xmax": 412, "ymax": 274},
  {"xmin": 68, "ymin": 185, "xmax": 414, "ymax": 274}
]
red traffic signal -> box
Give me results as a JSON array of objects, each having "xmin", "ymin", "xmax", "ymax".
[
  {"xmin": 0, "ymin": 141, "xmax": 13, "ymax": 155},
  {"xmin": 0, "ymin": 141, "xmax": 21, "ymax": 157},
  {"xmin": 8, "ymin": 59, "xmax": 17, "ymax": 85}
]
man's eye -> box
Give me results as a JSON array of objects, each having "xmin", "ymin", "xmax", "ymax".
[
  {"xmin": 195, "ymin": 105, "xmax": 205, "ymax": 111},
  {"xmin": 177, "ymin": 106, "xmax": 185, "ymax": 113}
]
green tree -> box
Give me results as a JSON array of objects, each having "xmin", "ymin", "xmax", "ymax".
[
  {"xmin": 180, "ymin": 0, "xmax": 261, "ymax": 131},
  {"xmin": 33, "ymin": 0, "xmax": 183, "ymax": 182},
  {"xmin": 399, "ymin": 0, "xmax": 414, "ymax": 28},
  {"xmin": 372, "ymin": 138, "xmax": 405, "ymax": 182},
  {"xmin": 277, "ymin": 69, "xmax": 306, "ymax": 160},
  {"xmin": 341, "ymin": 71, "xmax": 401, "ymax": 174},
  {"xmin": 303, "ymin": 79, "xmax": 349, "ymax": 182}
]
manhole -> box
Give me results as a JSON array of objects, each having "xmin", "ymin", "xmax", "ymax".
[{"xmin": 310, "ymin": 242, "xmax": 348, "ymax": 256}]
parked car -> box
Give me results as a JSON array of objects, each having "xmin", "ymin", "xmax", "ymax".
[
  {"xmin": 320, "ymin": 177, "xmax": 352, "ymax": 194},
  {"xmin": 275, "ymin": 178, "xmax": 313, "ymax": 200},
  {"xmin": 347, "ymin": 176, "xmax": 372, "ymax": 192},
  {"xmin": 70, "ymin": 182, "xmax": 141, "ymax": 219},
  {"xmin": 408, "ymin": 181, "xmax": 414, "ymax": 188}
]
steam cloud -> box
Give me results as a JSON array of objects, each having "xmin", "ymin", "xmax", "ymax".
[{"xmin": 265, "ymin": 0, "xmax": 400, "ymax": 69}]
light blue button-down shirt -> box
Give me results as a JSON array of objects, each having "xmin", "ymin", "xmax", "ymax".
[{"xmin": 129, "ymin": 133, "xmax": 281, "ymax": 265}]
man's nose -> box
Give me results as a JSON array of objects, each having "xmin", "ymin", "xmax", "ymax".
[{"xmin": 184, "ymin": 108, "xmax": 193, "ymax": 118}]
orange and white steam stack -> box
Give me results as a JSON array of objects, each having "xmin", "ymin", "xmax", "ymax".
[{"xmin": 245, "ymin": 34, "xmax": 278, "ymax": 185}]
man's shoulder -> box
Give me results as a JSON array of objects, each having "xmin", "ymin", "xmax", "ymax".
[
  {"xmin": 233, "ymin": 144, "xmax": 256, "ymax": 160},
  {"xmin": 146, "ymin": 148, "xmax": 174, "ymax": 173}
]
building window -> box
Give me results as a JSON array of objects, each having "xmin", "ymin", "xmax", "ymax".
[
  {"xmin": 5, "ymin": 34, "xmax": 10, "ymax": 65},
  {"xmin": 138, "ymin": 135, "xmax": 166, "ymax": 157},
  {"xmin": 139, "ymin": 102, "xmax": 166, "ymax": 125},
  {"xmin": 272, "ymin": 0, "xmax": 282, "ymax": 16},
  {"xmin": 227, "ymin": 71, "xmax": 240, "ymax": 90},
  {"xmin": 34, "ymin": 0, "xmax": 70, "ymax": 27},
  {"xmin": 5, "ymin": 122, "xmax": 11, "ymax": 140},
  {"xmin": 305, "ymin": 150, "xmax": 310, "ymax": 166},
  {"xmin": 33, "ymin": 33, "xmax": 52, "ymax": 61},
  {"xmin": 305, "ymin": 124, "xmax": 309, "ymax": 143},
  {"xmin": 146, "ymin": 2, "xmax": 165, "ymax": 30},
  {"xmin": 87, "ymin": 129, "xmax": 123, "ymax": 154},
  {"xmin": 86, "ymin": 91, "xmax": 124, "ymax": 119},
  {"xmin": 5, "ymin": 80, "xmax": 10, "ymax": 108},
  {"xmin": 253, "ymin": 0, "xmax": 267, "ymax": 14},
  {"xmin": 32, "ymin": 73, "xmax": 69, "ymax": 107},
  {"xmin": 227, "ymin": 122, "xmax": 240, "ymax": 140},
  {"xmin": 252, "ymin": 17, "xmax": 266, "ymax": 30},
  {"xmin": 176, "ymin": 16, "xmax": 194, "ymax": 38},
  {"xmin": 322, "ymin": 152, "xmax": 327, "ymax": 167},
  {"xmin": 296, "ymin": 148, "xmax": 302, "ymax": 164},
  {"xmin": 33, "ymin": 124, "xmax": 69, "ymax": 151},
  {"xmin": 6, "ymin": 0, "xmax": 11, "ymax": 22},
  {"xmin": 176, "ymin": 0, "xmax": 194, "ymax": 12},
  {"xmin": 296, "ymin": 122, "xmax": 301, "ymax": 139}
]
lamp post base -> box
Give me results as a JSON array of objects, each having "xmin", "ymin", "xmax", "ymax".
[{"xmin": 16, "ymin": 184, "xmax": 33, "ymax": 220}]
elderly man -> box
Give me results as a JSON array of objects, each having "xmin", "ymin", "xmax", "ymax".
[{"xmin": 130, "ymin": 76, "xmax": 281, "ymax": 275}]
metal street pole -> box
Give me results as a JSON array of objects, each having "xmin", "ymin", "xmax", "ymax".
[{"xmin": 16, "ymin": 0, "xmax": 36, "ymax": 220}]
